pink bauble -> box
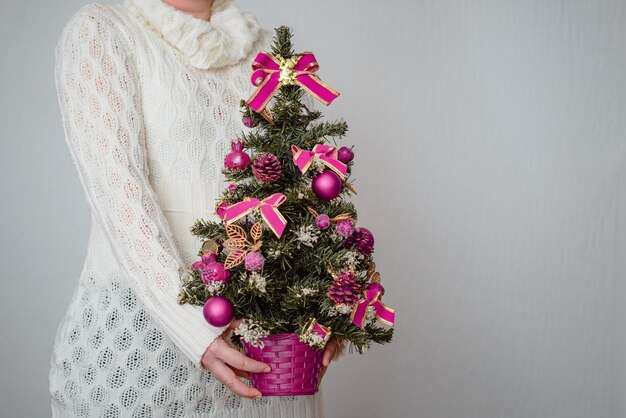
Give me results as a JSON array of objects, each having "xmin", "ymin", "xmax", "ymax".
[
  {"xmin": 316, "ymin": 214, "xmax": 331, "ymax": 229},
  {"xmin": 245, "ymin": 251, "xmax": 265, "ymax": 271},
  {"xmin": 201, "ymin": 261, "xmax": 231, "ymax": 284},
  {"xmin": 311, "ymin": 170, "xmax": 343, "ymax": 201},
  {"xmin": 224, "ymin": 140, "xmax": 250, "ymax": 171},
  {"xmin": 203, "ymin": 296, "xmax": 234, "ymax": 327},
  {"xmin": 242, "ymin": 115, "xmax": 256, "ymax": 128},
  {"xmin": 337, "ymin": 146, "xmax": 354, "ymax": 164},
  {"xmin": 335, "ymin": 219, "xmax": 355, "ymax": 237}
]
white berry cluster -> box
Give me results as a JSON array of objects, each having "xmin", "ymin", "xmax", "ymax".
[
  {"xmin": 299, "ymin": 330, "xmax": 326, "ymax": 350},
  {"xmin": 327, "ymin": 303, "xmax": 354, "ymax": 317},
  {"xmin": 205, "ymin": 281, "xmax": 225, "ymax": 295},
  {"xmin": 234, "ymin": 319, "xmax": 270, "ymax": 348},
  {"xmin": 293, "ymin": 224, "xmax": 320, "ymax": 248},
  {"xmin": 245, "ymin": 271, "xmax": 267, "ymax": 293},
  {"xmin": 343, "ymin": 250, "xmax": 364, "ymax": 271}
]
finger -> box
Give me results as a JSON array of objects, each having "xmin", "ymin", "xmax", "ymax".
[
  {"xmin": 228, "ymin": 364, "xmax": 251, "ymax": 380},
  {"xmin": 228, "ymin": 319, "xmax": 243, "ymax": 330},
  {"xmin": 213, "ymin": 338, "xmax": 271, "ymax": 373},
  {"xmin": 318, "ymin": 364, "xmax": 328, "ymax": 385},
  {"xmin": 208, "ymin": 359, "xmax": 262, "ymax": 399},
  {"xmin": 323, "ymin": 339, "xmax": 338, "ymax": 367}
]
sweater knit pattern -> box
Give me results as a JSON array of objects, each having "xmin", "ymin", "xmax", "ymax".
[{"xmin": 48, "ymin": 0, "xmax": 322, "ymax": 416}]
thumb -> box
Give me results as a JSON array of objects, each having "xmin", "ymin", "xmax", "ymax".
[{"xmin": 227, "ymin": 318, "xmax": 243, "ymax": 330}]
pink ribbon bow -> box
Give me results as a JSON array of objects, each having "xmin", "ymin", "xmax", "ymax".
[
  {"xmin": 350, "ymin": 283, "xmax": 396, "ymax": 329},
  {"xmin": 222, "ymin": 193, "xmax": 288, "ymax": 238},
  {"xmin": 291, "ymin": 144, "xmax": 348, "ymax": 178},
  {"xmin": 246, "ymin": 52, "xmax": 340, "ymax": 113}
]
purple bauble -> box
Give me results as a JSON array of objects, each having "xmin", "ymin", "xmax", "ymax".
[
  {"xmin": 316, "ymin": 214, "xmax": 331, "ymax": 229},
  {"xmin": 224, "ymin": 140, "xmax": 250, "ymax": 171},
  {"xmin": 201, "ymin": 261, "xmax": 231, "ymax": 284},
  {"xmin": 335, "ymin": 219, "xmax": 355, "ymax": 237},
  {"xmin": 245, "ymin": 251, "xmax": 265, "ymax": 271},
  {"xmin": 311, "ymin": 170, "xmax": 343, "ymax": 201},
  {"xmin": 203, "ymin": 296, "xmax": 234, "ymax": 327},
  {"xmin": 242, "ymin": 115, "xmax": 256, "ymax": 128},
  {"xmin": 337, "ymin": 146, "xmax": 354, "ymax": 164}
]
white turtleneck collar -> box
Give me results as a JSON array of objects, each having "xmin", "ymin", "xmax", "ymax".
[{"xmin": 123, "ymin": 0, "xmax": 261, "ymax": 70}]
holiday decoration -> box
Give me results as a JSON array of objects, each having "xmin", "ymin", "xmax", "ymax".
[
  {"xmin": 327, "ymin": 271, "xmax": 361, "ymax": 305},
  {"xmin": 299, "ymin": 318, "xmax": 332, "ymax": 349},
  {"xmin": 203, "ymin": 296, "xmax": 234, "ymax": 327},
  {"xmin": 311, "ymin": 169, "xmax": 343, "ymax": 201},
  {"xmin": 337, "ymin": 146, "xmax": 354, "ymax": 164},
  {"xmin": 244, "ymin": 251, "xmax": 265, "ymax": 271},
  {"xmin": 246, "ymin": 51, "xmax": 340, "ymax": 114},
  {"xmin": 222, "ymin": 223, "xmax": 263, "ymax": 270},
  {"xmin": 222, "ymin": 194, "xmax": 287, "ymax": 238},
  {"xmin": 177, "ymin": 27, "xmax": 395, "ymax": 397},
  {"xmin": 292, "ymin": 144, "xmax": 347, "ymax": 178},
  {"xmin": 315, "ymin": 214, "xmax": 330, "ymax": 229},
  {"xmin": 335, "ymin": 218, "xmax": 355, "ymax": 237},
  {"xmin": 252, "ymin": 153, "xmax": 283, "ymax": 183},
  {"xmin": 192, "ymin": 252, "xmax": 231, "ymax": 284},
  {"xmin": 307, "ymin": 207, "xmax": 352, "ymax": 231},
  {"xmin": 224, "ymin": 140, "xmax": 250, "ymax": 171},
  {"xmin": 344, "ymin": 227, "xmax": 375, "ymax": 256},
  {"xmin": 242, "ymin": 115, "xmax": 256, "ymax": 128}
]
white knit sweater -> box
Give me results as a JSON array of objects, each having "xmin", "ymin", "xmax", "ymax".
[{"xmin": 48, "ymin": 0, "xmax": 323, "ymax": 416}]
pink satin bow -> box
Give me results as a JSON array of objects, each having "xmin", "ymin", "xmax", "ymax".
[
  {"xmin": 246, "ymin": 52, "xmax": 340, "ymax": 113},
  {"xmin": 350, "ymin": 283, "xmax": 396, "ymax": 329},
  {"xmin": 222, "ymin": 193, "xmax": 288, "ymax": 238},
  {"xmin": 291, "ymin": 144, "xmax": 348, "ymax": 178}
]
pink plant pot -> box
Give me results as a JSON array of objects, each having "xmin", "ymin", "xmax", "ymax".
[{"xmin": 241, "ymin": 333, "xmax": 323, "ymax": 396}]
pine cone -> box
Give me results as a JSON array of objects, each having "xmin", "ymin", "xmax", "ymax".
[
  {"xmin": 344, "ymin": 227, "xmax": 375, "ymax": 256},
  {"xmin": 327, "ymin": 272, "xmax": 361, "ymax": 305},
  {"xmin": 252, "ymin": 153, "xmax": 283, "ymax": 183}
]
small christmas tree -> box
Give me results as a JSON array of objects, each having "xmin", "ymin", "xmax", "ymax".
[{"xmin": 178, "ymin": 26, "xmax": 395, "ymax": 395}]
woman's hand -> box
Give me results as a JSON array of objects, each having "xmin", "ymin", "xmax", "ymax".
[
  {"xmin": 201, "ymin": 319, "xmax": 270, "ymax": 399},
  {"xmin": 318, "ymin": 337, "xmax": 344, "ymax": 385}
]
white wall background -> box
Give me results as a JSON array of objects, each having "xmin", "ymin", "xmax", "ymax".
[{"xmin": 1, "ymin": 1, "xmax": 625, "ymax": 417}]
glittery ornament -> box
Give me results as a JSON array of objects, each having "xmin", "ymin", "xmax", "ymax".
[
  {"xmin": 203, "ymin": 296, "xmax": 234, "ymax": 327},
  {"xmin": 252, "ymin": 153, "xmax": 283, "ymax": 183},
  {"xmin": 224, "ymin": 140, "xmax": 250, "ymax": 171},
  {"xmin": 192, "ymin": 252, "xmax": 231, "ymax": 284},
  {"xmin": 344, "ymin": 227, "xmax": 375, "ymax": 256},
  {"xmin": 315, "ymin": 214, "xmax": 331, "ymax": 229},
  {"xmin": 337, "ymin": 146, "xmax": 354, "ymax": 164},
  {"xmin": 335, "ymin": 219, "xmax": 355, "ymax": 237},
  {"xmin": 327, "ymin": 271, "xmax": 361, "ymax": 305},
  {"xmin": 242, "ymin": 115, "xmax": 256, "ymax": 128},
  {"xmin": 245, "ymin": 251, "xmax": 265, "ymax": 271},
  {"xmin": 311, "ymin": 169, "xmax": 343, "ymax": 200}
]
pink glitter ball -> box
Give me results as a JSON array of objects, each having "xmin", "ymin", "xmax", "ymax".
[
  {"xmin": 244, "ymin": 251, "xmax": 265, "ymax": 271},
  {"xmin": 316, "ymin": 214, "xmax": 331, "ymax": 229},
  {"xmin": 242, "ymin": 115, "xmax": 256, "ymax": 128},
  {"xmin": 335, "ymin": 219, "xmax": 355, "ymax": 237}
]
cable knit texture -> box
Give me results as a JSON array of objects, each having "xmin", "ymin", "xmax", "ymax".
[{"xmin": 48, "ymin": 0, "xmax": 322, "ymax": 416}]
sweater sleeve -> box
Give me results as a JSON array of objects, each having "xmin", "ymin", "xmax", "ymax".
[{"xmin": 54, "ymin": 5, "xmax": 227, "ymax": 368}]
